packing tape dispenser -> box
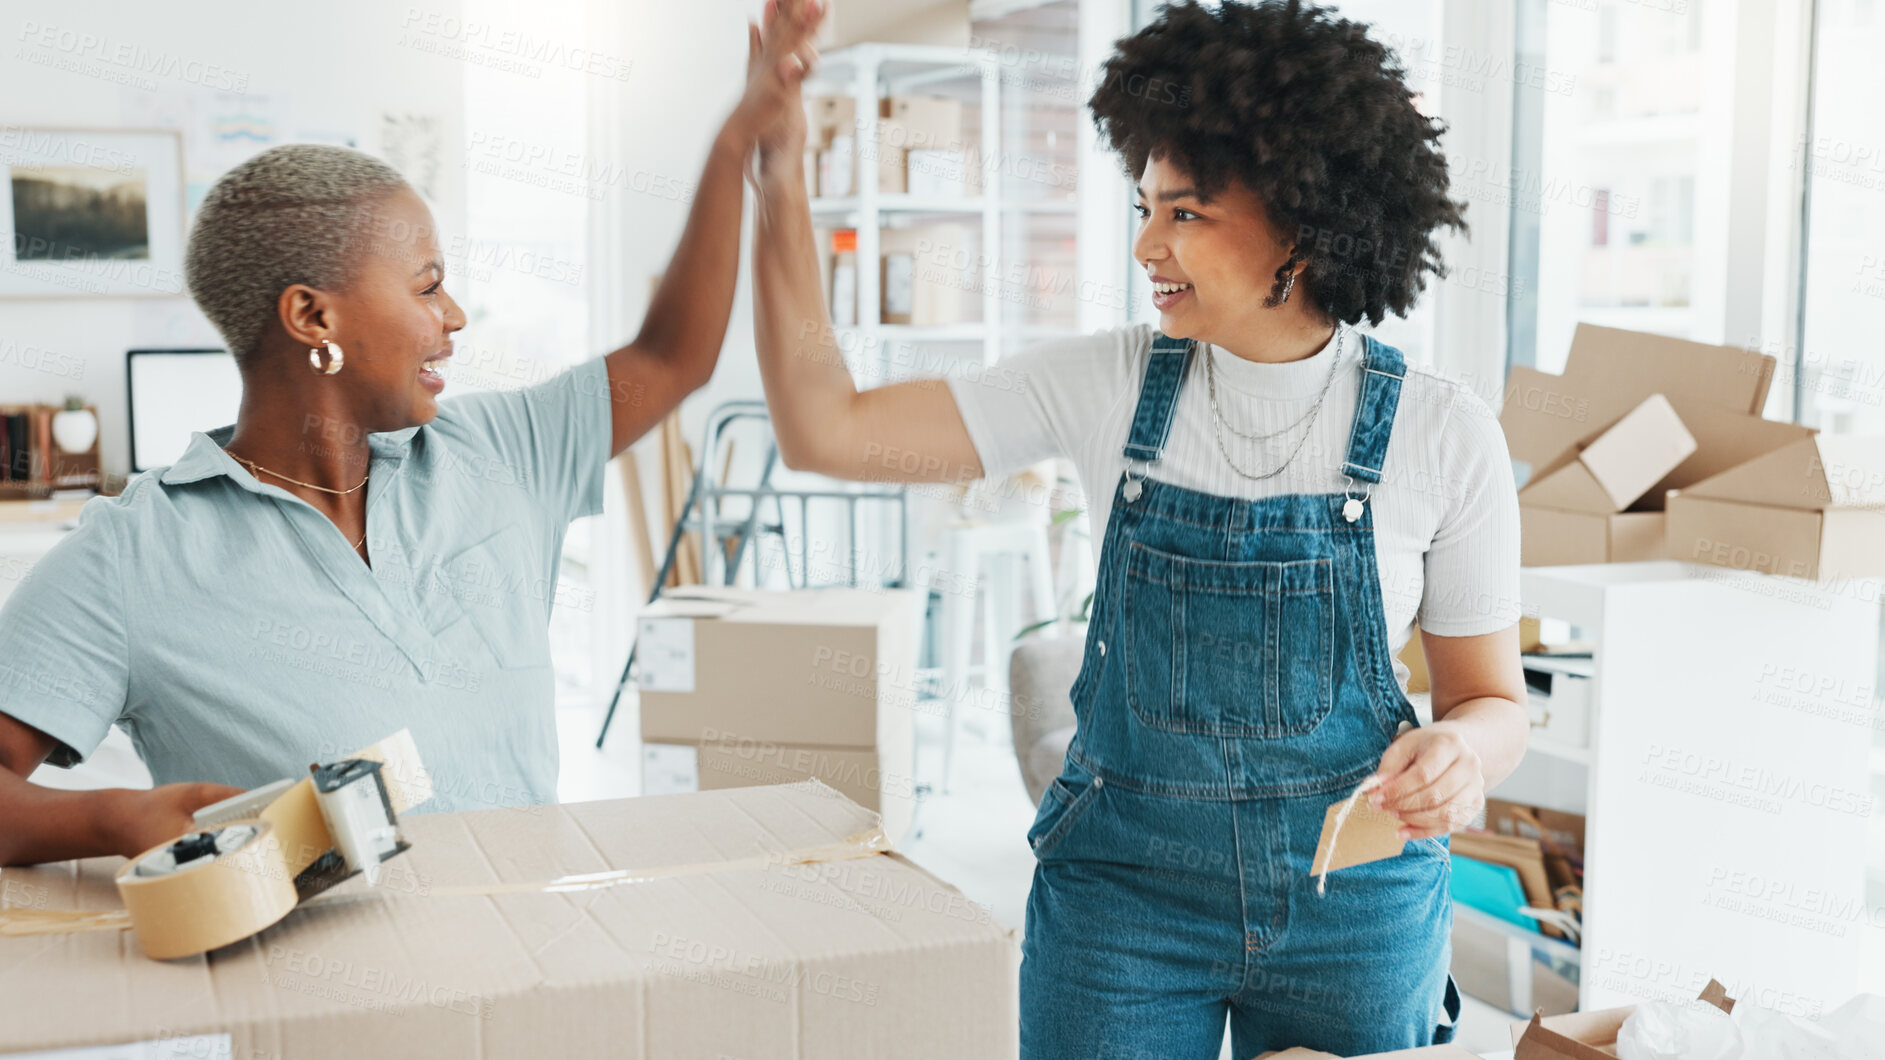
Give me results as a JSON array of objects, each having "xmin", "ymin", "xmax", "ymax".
[{"xmin": 112, "ymin": 728, "xmax": 433, "ymax": 960}]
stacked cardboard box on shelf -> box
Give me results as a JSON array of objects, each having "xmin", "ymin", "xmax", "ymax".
[
  {"xmin": 1502, "ymin": 324, "xmax": 1817, "ymax": 566},
  {"xmin": 0, "ymin": 782, "xmax": 1019, "ymax": 1058},
  {"xmin": 638, "ymin": 587, "xmax": 923, "ymax": 844},
  {"xmin": 805, "ymin": 95, "xmax": 977, "ymax": 199},
  {"xmin": 881, "ymin": 222, "xmax": 976, "ymax": 327}
]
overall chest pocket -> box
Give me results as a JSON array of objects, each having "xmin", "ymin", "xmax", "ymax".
[{"xmin": 1122, "ymin": 541, "xmax": 1335, "ymax": 738}]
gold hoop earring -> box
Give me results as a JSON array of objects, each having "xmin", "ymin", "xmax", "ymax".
[{"xmin": 309, "ymin": 340, "xmax": 345, "ymax": 375}]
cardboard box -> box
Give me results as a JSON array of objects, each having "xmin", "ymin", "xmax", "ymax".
[
  {"xmin": 637, "ymin": 587, "xmax": 922, "ymax": 750},
  {"xmin": 807, "ymin": 95, "xmax": 856, "ymax": 152},
  {"xmin": 645, "ymin": 736, "xmax": 916, "ymax": 845},
  {"xmin": 1516, "ymin": 393, "xmax": 1694, "ymax": 565},
  {"xmin": 880, "ymin": 223, "xmax": 973, "ymax": 326},
  {"xmin": 1518, "ymin": 395, "xmax": 1696, "ymax": 513},
  {"xmin": 805, "ymin": 96, "xmax": 903, "ymax": 196},
  {"xmin": 1666, "ymin": 492, "xmax": 1885, "ymax": 579},
  {"xmin": 1509, "ymin": 980, "xmax": 1733, "ymax": 1059},
  {"xmin": 876, "ymin": 97, "xmax": 966, "ymax": 196},
  {"xmin": 1501, "ymin": 324, "xmax": 1776, "ymax": 472},
  {"xmin": 879, "ymin": 96, "xmax": 963, "ymax": 154},
  {"xmin": 1504, "ymin": 326, "xmax": 1822, "ymax": 566},
  {"xmin": 1520, "ymin": 507, "xmax": 1665, "ymax": 566},
  {"xmin": 1664, "ymin": 434, "xmax": 1885, "ymax": 579},
  {"xmin": 0, "ymin": 782, "xmax": 1019, "ymax": 1058}
]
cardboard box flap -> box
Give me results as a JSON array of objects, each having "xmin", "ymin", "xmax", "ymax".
[
  {"xmin": 1574, "ymin": 394, "xmax": 1697, "ymax": 509},
  {"xmin": 1685, "ymin": 435, "xmax": 1885, "ymax": 509},
  {"xmin": 1511, "ymin": 980, "xmax": 1736, "ymax": 1059},
  {"xmin": 1519, "ymin": 456, "xmax": 1622, "ymax": 514},
  {"xmin": 1640, "ymin": 408, "xmax": 1818, "ymax": 506},
  {"xmin": 0, "ymin": 783, "xmax": 1019, "ymax": 1059},
  {"xmin": 1519, "ymin": 387, "xmax": 1698, "ymax": 508},
  {"xmin": 1502, "ymin": 324, "xmax": 1775, "ymax": 467},
  {"xmin": 1509, "ymin": 1006, "xmax": 1632, "ymax": 1058}
]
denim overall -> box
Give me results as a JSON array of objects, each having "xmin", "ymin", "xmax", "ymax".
[{"xmin": 1020, "ymin": 331, "xmax": 1462, "ymax": 1059}]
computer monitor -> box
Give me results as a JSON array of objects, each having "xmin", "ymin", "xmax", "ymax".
[{"xmin": 125, "ymin": 348, "xmax": 243, "ymax": 474}]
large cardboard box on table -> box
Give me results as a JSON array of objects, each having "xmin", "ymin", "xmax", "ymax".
[
  {"xmin": 638, "ymin": 587, "xmax": 922, "ymax": 843},
  {"xmin": 1503, "ymin": 324, "xmax": 1817, "ymax": 566},
  {"xmin": 1665, "ymin": 434, "xmax": 1885, "ymax": 579},
  {"xmin": 0, "ymin": 782, "xmax": 1019, "ymax": 1059}
]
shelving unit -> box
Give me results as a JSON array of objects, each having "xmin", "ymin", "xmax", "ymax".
[
  {"xmin": 1488, "ymin": 561, "xmax": 1878, "ymax": 1013},
  {"xmin": 804, "ymin": 42, "xmax": 1085, "ymax": 377}
]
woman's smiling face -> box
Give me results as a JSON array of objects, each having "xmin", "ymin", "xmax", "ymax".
[
  {"xmin": 316, "ymin": 186, "xmax": 466, "ymax": 430},
  {"xmin": 1132, "ymin": 153, "xmax": 1303, "ymax": 348}
]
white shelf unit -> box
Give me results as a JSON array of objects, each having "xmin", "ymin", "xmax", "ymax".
[
  {"xmin": 1489, "ymin": 562, "xmax": 1878, "ymax": 1013},
  {"xmin": 805, "ymin": 43, "xmax": 1084, "ymax": 375}
]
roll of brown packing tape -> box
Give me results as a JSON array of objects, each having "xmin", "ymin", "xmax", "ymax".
[
  {"xmin": 114, "ymin": 819, "xmax": 300, "ymax": 960},
  {"xmin": 4, "ymin": 729, "xmax": 435, "ymax": 960}
]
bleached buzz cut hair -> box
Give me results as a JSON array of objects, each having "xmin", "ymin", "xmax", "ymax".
[{"xmin": 184, "ymin": 144, "xmax": 411, "ymax": 362}]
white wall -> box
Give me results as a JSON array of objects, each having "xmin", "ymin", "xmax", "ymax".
[{"xmin": 0, "ymin": 0, "xmax": 467, "ymax": 475}]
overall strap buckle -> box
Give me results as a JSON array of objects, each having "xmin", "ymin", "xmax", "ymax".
[
  {"xmin": 1119, "ymin": 332, "xmax": 1195, "ymax": 503},
  {"xmin": 1337, "ymin": 337, "xmax": 1408, "ymax": 493}
]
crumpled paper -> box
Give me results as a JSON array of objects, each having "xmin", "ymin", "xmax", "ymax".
[{"xmin": 1618, "ymin": 992, "xmax": 1885, "ymax": 1060}]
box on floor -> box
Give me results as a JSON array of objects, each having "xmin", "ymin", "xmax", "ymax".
[
  {"xmin": 637, "ymin": 587, "xmax": 923, "ymax": 843},
  {"xmin": 1502, "ymin": 324, "xmax": 1816, "ymax": 565},
  {"xmin": 1508, "ymin": 980, "xmax": 1734, "ymax": 1060},
  {"xmin": 0, "ymin": 782, "xmax": 1017, "ymax": 1059},
  {"xmin": 1665, "ymin": 434, "xmax": 1885, "ymax": 579}
]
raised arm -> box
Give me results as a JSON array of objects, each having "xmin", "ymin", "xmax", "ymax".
[
  {"xmin": 602, "ymin": 0, "xmax": 826, "ymax": 458},
  {"xmin": 750, "ymin": 50, "xmax": 984, "ymax": 484}
]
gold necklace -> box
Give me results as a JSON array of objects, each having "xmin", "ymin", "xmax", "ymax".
[
  {"xmin": 225, "ymin": 449, "xmax": 370, "ymax": 551},
  {"xmin": 224, "ymin": 450, "xmax": 371, "ymax": 495}
]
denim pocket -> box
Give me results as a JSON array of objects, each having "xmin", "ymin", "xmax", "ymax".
[
  {"xmin": 1122, "ymin": 542, "xmax": 1334, "ymax": 737},
  {"xmin": 1027, "ymin": 774, "xmax": 1104, "ymax": 861}
]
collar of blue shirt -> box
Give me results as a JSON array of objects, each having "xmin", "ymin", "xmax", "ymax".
[{"xmin": 160, "ymin": 422, "xmax": 424, "ymax": 489}]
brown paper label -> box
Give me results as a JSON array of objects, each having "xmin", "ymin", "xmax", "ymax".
[{"xmin": 1310, "ymin": 796, "xmax": 1407, "ymax": 875}]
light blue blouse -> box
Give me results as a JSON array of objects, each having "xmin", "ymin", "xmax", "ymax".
[{"xmin": 0, "ymin": 356, "xmax": 615, "ymax": 814}]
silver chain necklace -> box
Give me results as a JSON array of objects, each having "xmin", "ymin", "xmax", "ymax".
[{"xmin": 1202, "ymin": 326, "xmax": 1345, "ymax": 482}]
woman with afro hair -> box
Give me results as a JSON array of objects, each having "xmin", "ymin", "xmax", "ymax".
[{"xmin": 750, "ymin": 2, "xmax": 1527, "ymax": 1054}]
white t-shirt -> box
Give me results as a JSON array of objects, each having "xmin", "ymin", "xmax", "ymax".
[{"xmin": 945, "ymin": 323, "xmax": 1522, "ymax": 688}]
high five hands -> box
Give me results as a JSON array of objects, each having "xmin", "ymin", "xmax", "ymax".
[{"xmin": 736, "ymin": 0, "xmax": 827, "ymax": 171}]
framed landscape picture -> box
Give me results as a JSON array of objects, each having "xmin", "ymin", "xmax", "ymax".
[{"xmin": 0, "ymin": 128, "xmax": 186, "ymax": 298}]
